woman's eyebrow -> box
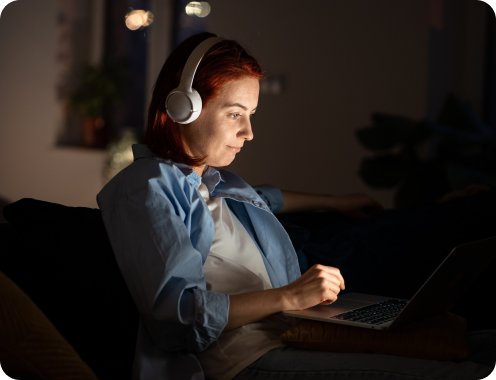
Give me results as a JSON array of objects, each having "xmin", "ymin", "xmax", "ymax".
[{"xmin": 223, "ymin": 103, "xmax": 257, "ymax": 111}]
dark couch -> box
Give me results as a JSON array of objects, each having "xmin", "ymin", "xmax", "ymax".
[{"xmin": 1, "ymin": 199, "xmax": 139, "ymax": 380}]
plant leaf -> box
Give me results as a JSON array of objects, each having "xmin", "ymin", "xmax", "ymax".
[
  {"xmin": 356, "ymin": 113, "xmax": 417, "ymax": 151},
  {"xmin": 437, "ymin": 92, "xmax": 491, "ymax": 135}
]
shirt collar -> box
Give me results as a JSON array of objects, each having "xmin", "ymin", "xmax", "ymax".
[
  {"xmin": 132, "ymin": 144, "xmax": 156, "ymax": 160},
  {"xmin": 202, "ymin": 166, "xmax": 225, "ymax": 194},
  {"xmin": 132, "ymin": 144, "xmax": 225, "ymax": 191}
]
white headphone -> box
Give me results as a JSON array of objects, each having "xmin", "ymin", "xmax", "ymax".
[{"xmin": 165, "ymin": 37, "xmax": 223, "ymax": 124}]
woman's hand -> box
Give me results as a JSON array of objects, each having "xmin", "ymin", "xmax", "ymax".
[
  {"xmin": 280, "ymin": 264, "xmax": 345, "ymax": 310},
  {"xmin": 225, "ymin": 264, "xmax": 345, "ymax": 330},
  {"xmin": 329, "ymin": 193, "xmax": 384, "ymax": 219}
]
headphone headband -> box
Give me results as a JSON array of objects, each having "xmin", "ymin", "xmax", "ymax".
[
  {"xmin": 179, "ymin": 37, "xmax": 223, "ymax": 91},
  {"xmin": 165, "ymin": 36, "xmax": 223, "ymax": 124}
]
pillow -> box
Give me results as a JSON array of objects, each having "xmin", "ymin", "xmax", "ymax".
[
  {"xmin": 280, "ymin": 312, "xmax": 469, "ymax": 361},
  {"xmin": 0, "ymin": 270, "xmax": 97, "ymax": 380},
  {"xmin": 1, "ymin": 199, "xmax": 139, "ymax": 380}
]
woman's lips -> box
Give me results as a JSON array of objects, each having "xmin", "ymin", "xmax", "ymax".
[{"xmin": 227, "ymin": 146, "xmax": 241, "ymax": 153}]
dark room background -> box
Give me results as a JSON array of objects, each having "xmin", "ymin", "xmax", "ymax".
[{"xmin": 0, "ymin": 0, "xmax": 494, "ymax": 217}]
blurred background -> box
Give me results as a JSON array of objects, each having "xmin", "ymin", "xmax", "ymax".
[{"xmin": 0, "ymin": 0, "xmax": 495, "ymax": 220}]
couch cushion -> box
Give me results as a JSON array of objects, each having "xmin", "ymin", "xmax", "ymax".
[
  {"xmin": 0, "ymin": 270, "xmax": 98, "ymax": 380},
  {"xmin": 1, "ymin": 199, "xmax": 139, "ymax": 380}
]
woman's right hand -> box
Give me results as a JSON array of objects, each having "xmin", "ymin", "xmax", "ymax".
[
  {"xmin": 225, "ymin": 264, "xmax": 345, "ymax": 331},
  {"xmin": 281, "ymin": 264, "xmax": 345, "ymax": 310}
]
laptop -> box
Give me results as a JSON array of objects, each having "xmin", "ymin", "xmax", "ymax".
[{"xmin": 283, "ymin": 236, "xmax": 496, "ymax": 331}]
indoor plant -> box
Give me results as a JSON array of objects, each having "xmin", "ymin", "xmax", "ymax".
[
  {"xmin": 356, "ymin": 93, "xmax": 496, "ymax": 208},
  {"xmin": 69, "ymin": 57, "xmax": 126, "ymax": 148}
]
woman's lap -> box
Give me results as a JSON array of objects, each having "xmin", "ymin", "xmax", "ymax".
[{"xmin": 232, "ymin": 331, "xmax": 496, "ymax": 380}]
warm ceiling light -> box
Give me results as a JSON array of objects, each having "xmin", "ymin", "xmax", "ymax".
[
  {"xmin": 125, "ymin": 13, "xmax": 142, "ymax": 30},
  {"xmin": 185, "ymin": 2, "xmax": 201, "ymax": 16},
  {"xmin": 142, "ymin": 11, "xmax": 154, "ymax": 27},
  {"xmin": 197, "ymin": 2, "xmax": 211, "ymax": 18},
  {"xmin": 185, "ymin": 2, "xmax": 210, "ymax": 17},
  {"xmin": 125, "ymin": 9, "xmax": 154, "ymax": 30}
]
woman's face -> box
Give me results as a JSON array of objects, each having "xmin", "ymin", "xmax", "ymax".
[{"xmin": 181, "ymin": 76, "xmax": 259, "ymax": 174}]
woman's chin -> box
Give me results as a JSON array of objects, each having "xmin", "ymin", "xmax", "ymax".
[{"xmin": 211, "ymin": 156, "xmax": 236, "ymax": 168}]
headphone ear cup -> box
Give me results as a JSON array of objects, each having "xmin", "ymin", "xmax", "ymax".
[
  {"xmin": 165, "ymin": 88, "xmax": 203, "ymax": 124},
  {"xmin": 166, "ymin": 92, "xmax": 192, "ymax": 123},
  {"xmin": 187, "ymin": 89, "xmax": 202, "ymax": 123}
]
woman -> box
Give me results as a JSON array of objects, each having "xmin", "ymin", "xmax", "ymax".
[{"xmin": 97, "ymin": 33, "xmax": 493, "ymax": 380}]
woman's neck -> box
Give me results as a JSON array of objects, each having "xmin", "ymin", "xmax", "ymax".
[{"xmin": 193, "ymin": 165, "xmax": 208, "ymax": 178}]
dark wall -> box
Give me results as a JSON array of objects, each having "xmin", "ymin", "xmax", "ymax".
[{"xmin": 206, "ymin": 0, "xmax": 489, "ymax": 207}]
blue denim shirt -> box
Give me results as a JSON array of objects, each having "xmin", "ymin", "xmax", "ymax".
[{"xmin": 97, "ymin": 144, "xmax": 300, "ymax": 380}]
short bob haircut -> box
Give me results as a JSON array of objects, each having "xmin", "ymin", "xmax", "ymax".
[{"xmin": 144, "ymin": 32, "xmax": 265, "ymax": 167}]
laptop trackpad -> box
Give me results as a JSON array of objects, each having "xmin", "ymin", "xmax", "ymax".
[{"xmin": 291, "ymin": 298, "xmax": 374, "ymax": 319}]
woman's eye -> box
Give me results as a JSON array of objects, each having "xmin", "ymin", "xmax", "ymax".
[
  {"xmin": 230, "ymin": 113, "xmax": 241, "ymax": 119},
  {"xmin": 249, "ymin": 113, "xmax": 255, "ymax": 119}
]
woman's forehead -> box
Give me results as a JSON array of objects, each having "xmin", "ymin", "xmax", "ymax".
[{"xmin": 215, "ymin": 77, "xmax": 259, "ymax": 108}]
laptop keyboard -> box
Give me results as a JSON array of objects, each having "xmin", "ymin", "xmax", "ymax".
[{"xmin": 330, "ymin": 298, "xmax": 409, "ymax": 325}]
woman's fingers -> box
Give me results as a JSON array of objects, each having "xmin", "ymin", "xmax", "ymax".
[
  {"xmin": 358, "ymin": 195, "xmax": 382, "ymax": 215},
  {"xmin": 362, "ymin": 204, "xmax": 383, "ymax": 217},
  {"xmin": 332, "ymin": 194, "xmax": 383, "ymax": 219},
  {"xmin": 283, "ymin": 264, "xmax": 346, "ymax": 310},
  {"xmin": 300, "ymin": 265, "xmax": 344, "ymax": 305},
  {"xmin": 312, "ymin": 264, "xmax": 345, "ymax": 290},
  {"xmin": 319, "ymin": 296, "xmax": 338, "ymax": 306}
]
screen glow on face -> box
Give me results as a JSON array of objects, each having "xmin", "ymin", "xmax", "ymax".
[{"xmin": 181, "ymin": 77, "xmax": 260, "ymax": 171}]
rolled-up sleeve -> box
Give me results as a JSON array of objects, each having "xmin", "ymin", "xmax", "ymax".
[
  {"xmin": 99, "ymin": 186, "xmax": 229, "ymax": 355},
  {"xmin": 253, "ymin": 184, "xmax": 284, "ymax": 214}
]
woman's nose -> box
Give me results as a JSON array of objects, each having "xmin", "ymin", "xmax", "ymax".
[{"xmin": 239, "ymin": 117, "xmax": 254, "ymax": 141}]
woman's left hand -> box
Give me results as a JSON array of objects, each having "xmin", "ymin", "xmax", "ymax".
[
  {"xmin": 329, "ymin": 193, "xmax": 384, "ymax": 219},
  {"xmin": 279, "ymin": 190, "xmax": 384, "ymax": 217}
]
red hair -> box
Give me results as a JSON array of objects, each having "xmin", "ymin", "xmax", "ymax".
[{"xmin": 144, "ymin": 33, "xmax": 265, "ymax": 166}]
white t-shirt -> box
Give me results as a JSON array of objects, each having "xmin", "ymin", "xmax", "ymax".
[{"xmin": 196, "ymin": 182, "xmax": 296, "ymax": 380}]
